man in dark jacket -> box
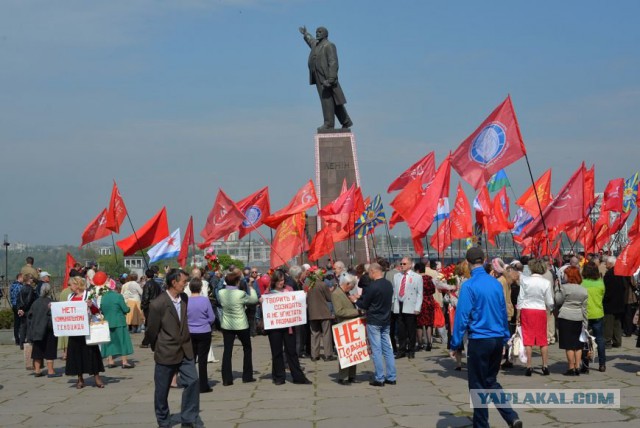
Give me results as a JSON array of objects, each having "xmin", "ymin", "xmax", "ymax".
[
  {"xmin": 141, "ymin": 269, "xmax": 163, "ymax": 348},
  {"xmin": 145, "ymin": 268, "xmax": 199, "ymax": 428},
  {"xmin": 603, "ymin": 257, "xmax": 627, "ymax": 348},
  {"xmin": 17, "ymin": 273, "xmax": 37, "ymax": 349},
  {"xmin": 355, "ymin": 263, "xmax": 395, "ymax": 386},
  {"xmin": 299, "ymin": 25, "xmax": 353, "ymax": 131}
]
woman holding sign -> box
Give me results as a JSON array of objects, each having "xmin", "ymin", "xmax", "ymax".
[
  {"xmin": 331, "ymin": 273, "xmax": 362, "ymax": 385},
  {"xmin": 65, "ymin": 276, "xmax": 105, "ymax": 389},
  {"xmin": 264, "ymin": 270, "xmax": 311, "ymax": 385}
]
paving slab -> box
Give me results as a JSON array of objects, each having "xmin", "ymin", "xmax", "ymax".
[{"xmin": 1, "ymin": 331, "xmax": 640, "ymax": 427}]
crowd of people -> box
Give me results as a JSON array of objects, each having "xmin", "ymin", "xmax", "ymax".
[{"xmin": 6, "ymin": 250, "xmax": 640, "ymax": 428}]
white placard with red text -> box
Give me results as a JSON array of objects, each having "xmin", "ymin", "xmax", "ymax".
[
  {"xmin": 51, "ymin": 301, "xmax": 90, "ymax": 336},
  {"xmin": 262, "ymin": 291, "xmax": 307, "ymax": 330},
  {"xmin": 332, "ymin": 317, "xmax": 370, "ymax": 369}
]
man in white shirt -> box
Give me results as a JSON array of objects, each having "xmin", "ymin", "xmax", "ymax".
[
  {"xmin": 392, "ymin": 257, "xmax": 423, "ymax": 359},
  {"xmin": 184, "ymin": 267, "xmax": 209, "ymax": 298}
]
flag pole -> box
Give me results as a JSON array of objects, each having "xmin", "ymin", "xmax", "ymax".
[
  {"xmin": 523, "ymin": 153, "xmax": 551, "ymax": 250},
  {"xmin": 510, "ymin": 232, "xmax": 520, "ymax": 259},
  {"xmin": 247, "ymin": 232, "xmax": 252, "ymax": 266},
  {"xmin": 370, "ymin": 231, "xmax": 378, "ymax": 259},
  {"xmin": 435, "ymin": 217, "xmax": 441, "ymax": 262},
  {"xmin": 384, "ymin": 221, "xmax": 395, "ymax": 261},
  {"xmin": 125, "ymin": 213, "xmax": 149, "ymax": 271},
  {"xmin": 110, "ymin": 233, "xmax": 119, "ymax": 267}
]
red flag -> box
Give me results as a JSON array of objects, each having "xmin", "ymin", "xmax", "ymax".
[
  {"xmin": 627, "ymin": 213, "xmax": 640, "ymax": 240},
  {"xmin": 270, "ymin": 213, "xmax": 307, "ymax": 268},
  {"xmin": 412, "ymin": 235, "xmax": 425, "ymax": 257},
  {"xmin": 178, "ymin": 216, "xmax": 195, "ymax": 268},
  {"xmin": 516, "ymin": 169, "xmax": 552, "ymax": 217},
  {"xmin": 237, "ymin": 187, "xmax": 271, "ymax": 239},
  {"xmin": 62, "ymin": 252, "xmax": 77, "ymax": 289},
  {"xmin": 584, "ymin": 165, "xmax": 595, "ymax": 215},
  {"xmin": 451, "ymin": 95, "xmax": 527, "ymax": 190},
  {"xmin": 387, "ymin": 152, "xmax": 436, "ymax": 193},
  {"xmin": 200, "ymin": 189, "xmax": 246, "ymax": 245},
  {"xmin": 487, "ymin": 189, "xmax": 514, "ymax": 245},
  {"xmin": 81, "ymin": 208, "xmax": 111, "ymax": 247},
  {"xmin": 308, "ymin": 227, "xmax": 335, "ymax": 261},
  {"xmin": 263, "ymin": 180, "xmax": 318, "ymax": 229},
  {"xmin": 389, "ymin": 175, "xmax": 425, "ymax": 228},
  {"xmin": 406, "ymin": 155, "xmax": 452, "ymax": 237},
  {"xmin": 117, "ymin": 207, "xmax": 170, "ymax": 256},
  {"xmin": 449, "ymin": 183, "xmax": 473, "ymax": 240},
  {"xmin": 474, "ymin": 186, "xmax": 492, "ymax": 231},
  {"xmin": 523, "ymin": 163, "xmax": 585, "ymax": 237},
  {"xmin": 319, "ymin": 184, "xmax": 356, "ymax": 217},
  {"xmin": 430, "ymin": 219, "xmax": 451, "ymax": 255},
  {"xmin": 603, "ymin": 178, "xmax": 625, "ymax": 213},
  {"xmin": 614, "ymin": 237, "xmax": 640, "ymax": 276},
  {"xmin": 105, "ymin": 180, "xmax": 128, "ymax": 233}
]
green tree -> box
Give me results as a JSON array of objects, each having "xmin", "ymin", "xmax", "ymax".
[
  {"xmin": 216, "ymin": 254, "xmax": 244, "ymax": 271},
  {"xmin": 97, "ymin": 254, "xmax": 129, "ymax": 279}
]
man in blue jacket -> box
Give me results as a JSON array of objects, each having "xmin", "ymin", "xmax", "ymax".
[{"xmin": 450, "ymin": 247, "xmax": 522, "ymax": 428}]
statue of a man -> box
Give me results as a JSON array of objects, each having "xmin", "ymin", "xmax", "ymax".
[{"xmin": 299, "ymin": 26, "xmax": 353, "ymax": 132}]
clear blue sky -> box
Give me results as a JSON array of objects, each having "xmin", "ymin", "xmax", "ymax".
[{"xmin": 1, "ymin": 0, "xmax": 638, "ymax": 244}]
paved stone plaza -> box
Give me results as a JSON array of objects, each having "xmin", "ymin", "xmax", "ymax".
[{"xmin": 1, "ymin": 332, "xmax": 639, "ymax": 427}]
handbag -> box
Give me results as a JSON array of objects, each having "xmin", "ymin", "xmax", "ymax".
[
  {"xmin": 433, "ymin": 304, "xmax": 445, "ymax": 328},
  {"xmin": 85, "ymin": 319, "xmax": 111, "ymax": 346}
]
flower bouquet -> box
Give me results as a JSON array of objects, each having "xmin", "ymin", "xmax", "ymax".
[
  {"xmin": 204, "ymin": 247, "xmax": 221, "ymax": 272},
  {"xmin": 306, "ymin": 265, "xmax": 326, "ymax": 289}
]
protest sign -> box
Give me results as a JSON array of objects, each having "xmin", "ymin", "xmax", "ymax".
[
  {"xmin": 332, "ymin": 317, "xmax": 370, "ymax": 369},
  {"xmin": 262, "ymin": 290, "xmax": 307, "ymax": 330},
  {"xmin": 51, "ymin": 301, "xmax": 90, "ymax": 337}
]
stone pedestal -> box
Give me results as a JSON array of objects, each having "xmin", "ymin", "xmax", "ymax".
[{"xmin": 312, "ymin": 131, "xmax": 369, "ymax": 266}]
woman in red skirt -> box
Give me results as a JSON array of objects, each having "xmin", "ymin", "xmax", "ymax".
[{"xmin": 517, "ymin": 259, "xmax": 555, "ymax": 376}]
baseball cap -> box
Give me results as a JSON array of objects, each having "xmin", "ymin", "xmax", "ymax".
[
  {"xmin": 465, "ymin": 247, "xmax": 485, "ymax": 264},
  {"xmin": 39, "ymin": 271, "xmax": 51, "ymax": 279}
]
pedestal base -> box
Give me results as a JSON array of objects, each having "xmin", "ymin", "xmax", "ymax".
[{"xmin": 313, "ymin": 131, "xmax": 369, "ymax": 266}]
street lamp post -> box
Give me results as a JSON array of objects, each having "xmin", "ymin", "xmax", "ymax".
[{"xmin": 3, "ymin": 234, "xmax": 9, "ymax": 291}]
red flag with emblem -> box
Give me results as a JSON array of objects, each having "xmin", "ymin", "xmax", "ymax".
[
  {"xmin": 451, "ymin": 95, "xmax": 527, "ymax": 190},
  {"xmin": 387, "ymin": 152, "xmax": 436, "ymax": 193},
  {"xmin": 237, "ymin": 187, "xmax": 271, "ymax": 239},
  {"xmin": 117, "ymin": 207, "xmax": 170, "ymax": 256},
  {"xmin": 270, "ymin": 213, "xmax": 307, "ymax": 268},
  {"xmin": 516, "ymin": 169, "xmax": 552, "ymax": 218},
  {"xmin": 603, "ymin": 178, "xmax": 625, "ymax": 213},
  {"xmin": 523, "ymin": 163, "xmax": 585, "ymax": 238},
  {"xmin": 105, "ymin": 180, "xmax": 128, "ymax": 234},
  {"xmin": 81, "ymin": 208, "xmax": 111, "ymax": 247},
  {"xmin": 62, "ymin": 253, "xmax": 77, "ymax": 289},
  {"xmin": 200, "ymin": 189, "xmax": 246, "ymax": 245},
  {"xmin": 178, "ymin": 216, "xmax": 195, "ymax": 268},
  {"xmin": 264, "ymin": 180, "xmax": 317, "ymax": 229}
]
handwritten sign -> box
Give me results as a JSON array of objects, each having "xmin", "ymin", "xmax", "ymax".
[
  {"xmin": 262, "ymin": 291, "xmax": 307, "ymax": 330},
  {"xmin": 51, "ymin": 301, "xmax": 90, "ymax": 336},
  {"xmin": 332, "ymin": 317, "xmax": 370, "ymax": 369}
]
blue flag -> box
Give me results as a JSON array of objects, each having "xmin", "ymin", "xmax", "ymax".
[
  {"xmin": 623, "ymin": 172, "xmax": 639, "ymax": 212},
  {"xmin": 354, "ymin": 195, "xmax": 386, "ymax": 239}
]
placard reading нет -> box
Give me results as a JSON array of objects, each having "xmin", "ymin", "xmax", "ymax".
[{"xmin": 51, "ymin": 301, "xmax": 90, "ymax": 336}]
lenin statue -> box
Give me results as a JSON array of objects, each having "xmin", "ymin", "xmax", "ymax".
[{"xmin": 299, "ymin": 26, "xmax": 353, "ymax": 132}]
